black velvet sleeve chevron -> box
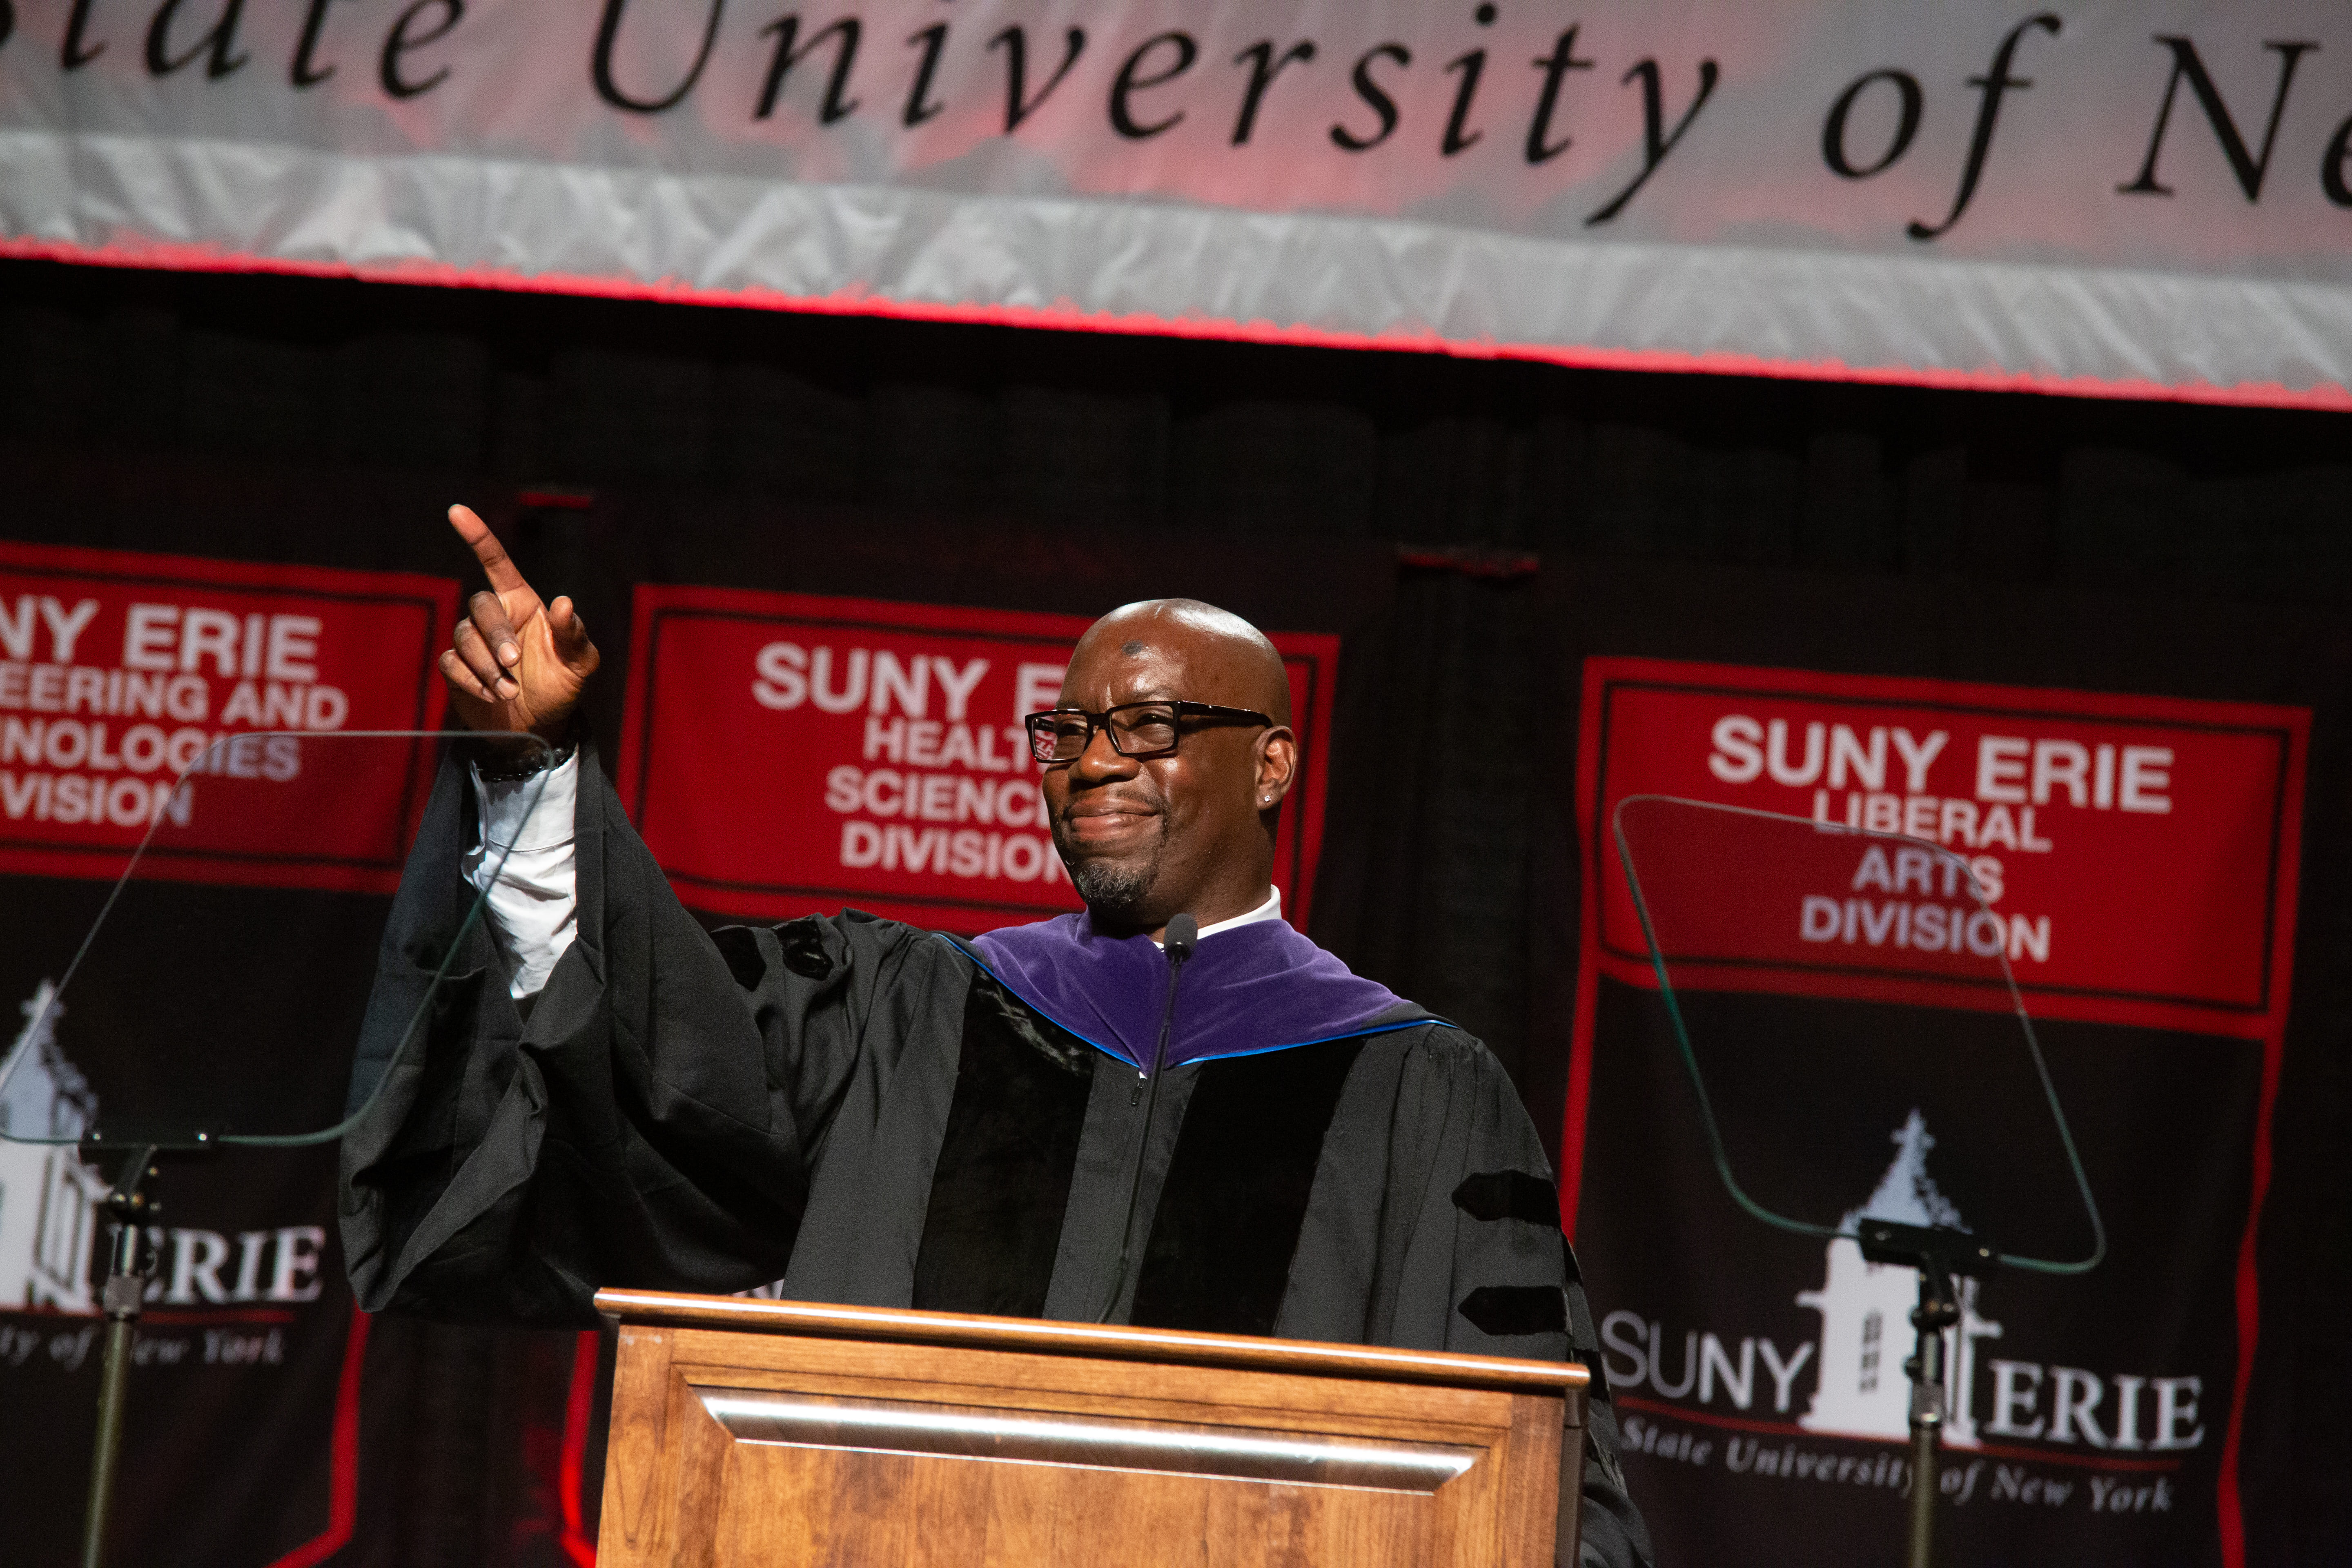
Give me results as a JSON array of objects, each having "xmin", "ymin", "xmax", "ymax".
[
  {"xmin": 1439, "ymin": 1158, "xmax": 1650, "ymax": 1568},
  {"xmin": 1452, "ymin": 1168, "xmax": 1563, "ymax": 1227},
  {"xmin": 1457, "ymin": 1282, "xmax": 1569, "ymax": 1335}
]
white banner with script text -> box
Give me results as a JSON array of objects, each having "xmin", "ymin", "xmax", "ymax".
[{"xmin": 3, "ymin": 0, "xmax": 2350, "ymax": 404}]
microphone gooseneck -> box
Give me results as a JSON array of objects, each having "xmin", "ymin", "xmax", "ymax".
[{"xmin": 1096, "ymin": 913, "xmax": 1196, "ymax": 1323}]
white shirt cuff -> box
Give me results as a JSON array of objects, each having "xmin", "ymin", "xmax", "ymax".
[{"xmin": 463, "ymin": 752, "xmax": 581, "ymax": 999}]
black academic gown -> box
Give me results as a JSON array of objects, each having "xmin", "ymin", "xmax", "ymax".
[{"xmin": 340, "ymin": 753, "xmax": 1654, "ymax": 1568}]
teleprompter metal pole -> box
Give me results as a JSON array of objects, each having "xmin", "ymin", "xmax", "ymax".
[
  {"xmin": 1903, "ymin": 1265, "xmax": 1960, "ymax": 1568},
  {"xmin": 81, "ymin": 1145, "xmax": 159, "ymax": 1568},
  {"xmin": 1856, "ymin": 1220, "xmax": 1997, "ymax": 1568}
]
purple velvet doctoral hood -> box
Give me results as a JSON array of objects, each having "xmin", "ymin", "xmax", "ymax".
[{"xmin": 965, "ymin": 913, "xmax": 1419, "ymax": 1071}]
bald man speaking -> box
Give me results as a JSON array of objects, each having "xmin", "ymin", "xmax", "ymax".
[{"xmin": 341, "ymin": 508, "xmax": 1652, "ymax": 1568}]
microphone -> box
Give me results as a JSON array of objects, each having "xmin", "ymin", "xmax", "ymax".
[
  {"xmin": 1163, "ymin": 913, "xmax": 1198, "ymax": 965},
  {"xmin": 1098, "ymin": 913, "xmax": 1196, "ymax": 1323}
]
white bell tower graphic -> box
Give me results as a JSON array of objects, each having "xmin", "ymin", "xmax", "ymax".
[
  {"xmin": 1796, "ymin": 1111, "xmax": 2002, "ymax": 1446},
  {"xmin": 0, "ymin": 982, "xmax": 110, "ymax": 1314}
]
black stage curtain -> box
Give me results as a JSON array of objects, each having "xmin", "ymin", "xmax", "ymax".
[{"xmin": 2, "ymin": 258, "xmax": 2345, "ymax": 1567}]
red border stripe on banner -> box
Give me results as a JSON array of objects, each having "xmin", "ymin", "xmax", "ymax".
[
  {"xmin": 10, "ymin": 238, "xmax": 2348, "ymax": 415},
  {"xmin": 262, "ymin": 1304, "xmax": 369, "ymax": 1568}
]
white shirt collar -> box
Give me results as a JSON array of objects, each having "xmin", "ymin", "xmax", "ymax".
[{"xmin": 1156, "ymin": 886, "xmax": 1282, "ymax": 948}]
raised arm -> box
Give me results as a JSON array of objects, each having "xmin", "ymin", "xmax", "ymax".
[
  {"xmin": 341, "ymin": 747, "xmax": 827, "ymax": 1323},
  {"xmin": 435, "ymin": 505, "xmax": 603, "ymax": 995},
  {"xmin": 342, "ymin": 508, "xmax": 946, "ymax": 1325}
]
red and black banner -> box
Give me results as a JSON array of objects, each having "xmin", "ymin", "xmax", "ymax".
[
  {"xmin": 0, "ymin": 541, "xmax": 455, "ymax": 1567},
  {"xmin": 0, "ymin": 541, "xmax": 452, "ymax": 889},
  {"xmin": 616, "ymin": 586, "xmax": 1340, "ymax": 933},
  {"xmin": 1564, "ymin": 655, "xmax": 2307, "ymax": 1568}
]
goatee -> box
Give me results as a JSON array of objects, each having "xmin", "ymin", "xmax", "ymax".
[
  {"xmin": 1054, "ymin": 812, "xmax": 1167, "ymax": 925},
  {"xmin": 1069, "ymin": 858, "xmax": 1154, "ymax": 922}
]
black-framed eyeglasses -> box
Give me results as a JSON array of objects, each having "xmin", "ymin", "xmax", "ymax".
[{"xmin": 1025, "ymin": 701, "xmax": 1273, "ymax": 764}]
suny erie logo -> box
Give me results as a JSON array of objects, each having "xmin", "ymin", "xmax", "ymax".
[
  {"xmin": 1601, "ymin": 1114, "xmax": 2204, "ymax": 1510},
  {"xmin": 0, "ymin": 984, "xmax": 329, "ymax": 1337}
]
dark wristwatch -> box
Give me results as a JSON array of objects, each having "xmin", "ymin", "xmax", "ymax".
[{"xmin": 474, "ymin": 735, "xmax": 577, "ymax": 782}]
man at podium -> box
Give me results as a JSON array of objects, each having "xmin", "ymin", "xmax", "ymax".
[{"xmin": 341, "ymin": 507, "xmax": 1653, "ymax": 1568}]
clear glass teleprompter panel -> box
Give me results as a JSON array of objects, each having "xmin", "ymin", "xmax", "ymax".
[
  {"xmin": 0, "ymin": 731, "xmax": 550, "ymax": 1149},
  {"xmin": 1610, "ymin": 795, "xmax": 2103, "ymax": 1273}
]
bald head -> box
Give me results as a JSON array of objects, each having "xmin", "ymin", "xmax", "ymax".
[
  {"xmin": 1042, "ymin": 599, "xmax": 1299, "ymax": 938},
  {"xmin": 1071, "ymin": 599, "xmax": 1291, "ymax": 727}
]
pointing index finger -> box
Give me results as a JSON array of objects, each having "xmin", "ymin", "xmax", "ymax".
[{"xmin": 447, "ymin": 503, "xmax": 529, "ymax": 596}]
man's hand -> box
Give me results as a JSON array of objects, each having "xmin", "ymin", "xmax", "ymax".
[{"xmin": 439, "ymin": 504, "xmax": 599, "ymax": 740}]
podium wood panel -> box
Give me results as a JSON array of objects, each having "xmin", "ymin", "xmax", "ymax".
[{"xmin": 595, "ymin": 1289, "xmax": 1586, "ymax": 1568}]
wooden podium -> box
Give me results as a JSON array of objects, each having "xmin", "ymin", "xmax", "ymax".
[{"xmin": 593, "ymin": 1288, "xmax": 1587, "ymax": 1567}]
